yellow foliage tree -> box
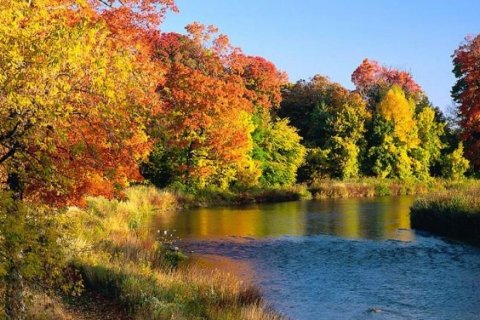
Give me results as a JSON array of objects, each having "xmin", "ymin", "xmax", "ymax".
[{"xmin": 377, "ymin": 85, "xmax": 419, "ymax": 148}]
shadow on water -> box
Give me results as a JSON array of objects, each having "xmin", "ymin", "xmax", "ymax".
[{"xmin": 153, "ymin": 196, "xmax": 480, "ymax": 320}]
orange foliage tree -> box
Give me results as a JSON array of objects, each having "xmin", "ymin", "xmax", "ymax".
[
  {"xmin": 0, "ymin": 0, "xmax": 175, "ymax": 316},
  {"xmin": 145, "ymin": 23, "xmax": 289, "ymax": 189}
]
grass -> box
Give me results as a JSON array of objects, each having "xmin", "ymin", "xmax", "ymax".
[
  {"xmin": 19, "ymin": 179, "xmax": 480, "ymax": 318},
  {"xmin": 174, "ymin": 184, "xmax": 312, "ymax": 207},
  {"xmin": 59, "ymin": 185, "xmax": 281, "ymax": 320},
  {"xmin": 307, "ymin": 178, "xmax": 465, "ymax": 199},
  {"xmin": 410, "ymin": 184, "xmax": 480, "ymax": 245}
]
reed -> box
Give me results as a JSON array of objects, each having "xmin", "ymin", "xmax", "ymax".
[{"xmin": 410, "ymin": 186, "xmax": 480, "ymax": 245}]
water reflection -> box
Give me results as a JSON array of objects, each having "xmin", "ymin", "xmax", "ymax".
[
  {"xmin": 153, "ymin": 196, "xmax": 416, "ymax": 241},
  {"xmin": 152, "ymin": 196, "xmax": 480, "ymax": 320}
]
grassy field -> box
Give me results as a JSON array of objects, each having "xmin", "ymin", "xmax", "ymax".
[{"xmin": 410, "ymin": 183, "xmax": 480, "ymax": 245}]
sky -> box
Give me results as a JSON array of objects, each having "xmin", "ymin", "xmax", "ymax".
[{"xmin": 161, "ymin": 0, "xmax": 480, "ymax": 112}]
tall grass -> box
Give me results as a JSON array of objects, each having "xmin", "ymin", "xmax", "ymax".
[
  {"xmin": 63, "ymin": 185, "xmax": 280, "ymax": 319},
  {"xmin": 410, "ymin": 186, "xmax": 480, "ymax": 245},
  {"xmin": 308, "ymin": 178, "xmax": 440, "ymax": 199}
]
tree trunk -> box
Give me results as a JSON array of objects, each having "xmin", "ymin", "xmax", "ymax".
[{"xmin": 4, "ymin": 173, "xmax": 26, "ymax": 320}]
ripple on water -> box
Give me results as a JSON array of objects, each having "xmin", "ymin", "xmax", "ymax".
[{"xmin": 185, "ymin": 233, "xmax": 480, "ymax": 320}]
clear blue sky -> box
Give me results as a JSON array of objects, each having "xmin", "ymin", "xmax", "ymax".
[{"xmin": 161, "ymin": 0, "xmax": 480, "ymax": 112}]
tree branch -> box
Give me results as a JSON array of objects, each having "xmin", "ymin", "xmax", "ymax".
[{"xmin": 0, "ymin": 145, "xmax": 17, "ymax": 165}]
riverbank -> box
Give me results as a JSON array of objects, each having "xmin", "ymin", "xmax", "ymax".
[
  {"xmin": 308, "ymin": 178, "xmax": 475, "ymax": 199},
  {"xmin": 410, "ymin": 185, "xmax": 480, "ymax": 246},
  {"xmin": 25, "ymin": 186, "xmax": 281, "ymax": 319},
  {"xmin": 176, "ymin": 184, "xmax": 311, "ymax": 207},
  {"xmin": 23, "ymin": 179, "xmax": 480, "ymax": 318},
  {"xmin": 174, "ymin": 178, "xmax": 470, "ymax": 208}
]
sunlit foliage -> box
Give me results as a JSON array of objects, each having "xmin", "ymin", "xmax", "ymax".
[{"xmin": 0, "ymin": 0, "xmax": 174, "ymax": 316}]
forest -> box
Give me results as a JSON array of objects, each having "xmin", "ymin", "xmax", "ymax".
[{"xmin": 0, "ymin": 0, "xmax": 479, "ymax": 319}]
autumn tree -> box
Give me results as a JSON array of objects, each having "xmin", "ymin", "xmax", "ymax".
[
  {"xmin": 367, "ymin": 85, "xmax": 419, "ymax": 179},
  {"xmin": 143, "ymin": 23, "xmax": 296, "ymax": 190},
  {"xmin": 351, "ymin": 58, "xmax": 423, "ymax": 108},
  {"xmin": 0, "ymin": 0, "xmax": 173, "ymax": 317},
  {"xmin": 352, "ymin": 59, "xmax": 449, "ymax": 180},
  {"xmin": 452, "ymin": 34, "xmax": 480, "ymax": 171},
  {"xmin": 144, "ymin": 26, "xmax": 255, "ymax": 189}
]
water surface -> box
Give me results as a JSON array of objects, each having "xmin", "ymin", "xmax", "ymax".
[{"xmin": 154, "ymin": 196, "xmax": 480, "ymax": 320}]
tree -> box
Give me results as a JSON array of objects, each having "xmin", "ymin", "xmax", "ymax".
[
  {"xmin": 148, "ymin": 29, "xmax": 254, "ymax": 189},
  {"xmin": 251, "ymin": 114, "xmax": 305, "ymax": 187},
  {"xmin": 376, "ymin": 85, "xmax": 419, "ymax": 148},
  {"xmin": 0, "ymin": 0, "xmax": 172, "ymax": 316},
  {"xmin": 367, "ymin": 86, "xmax": 420, "ymax": 179},
  {"xmin": 412, "ymin": 105, "xmax": 445, "ymax": 179},
  {"xmin": 452, "ymin": 35, "xmax": 480, "ymax": 171},
  {"xmin": 145, "ymin": 24, "xmax": 288, "ymax": 190},
  {"xmin": 351, "ymin": 58, "xmax": 423, "ymax": 106},
  {"xmin": 367, "ymin": 115, "xmax": 399, "ymax": 178},
  {"xmin": 442, "ymin": 143, "xmax": 470, "ymax": 180},
  {"xmin": 279, "ymin": 75, "xmax": 368, "ymax": 179}
]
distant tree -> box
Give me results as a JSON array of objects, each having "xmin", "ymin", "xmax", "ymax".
[
  {"xmin": 376, "ymin": 85, "xmax": 419, "ymax": 148},
  {"xmin": 367, "ymin": 86, "xmax": 420, "ymax": 179},
  {"xmin": 452, "ymin": 35, "xmax": 480, "ymax": 171},
  {"xmin": 412, "ymin": 106, "xmax": 445, "ymax": 179},
  {"xmin": 367, "ymin": 115, "xmax": 400, "ymax": 178},
  {"xmin": 351, "ymin": 58, "xmax": 423, "ymax": 107}
]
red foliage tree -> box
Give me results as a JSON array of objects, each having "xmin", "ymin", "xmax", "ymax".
[
  {"xmin": 452, "ymin": 35, "xmax": 480, "ymax": 170},
  {"xmin": 351, "ymin": 58, "xmax": 422, "ymax": 103}
]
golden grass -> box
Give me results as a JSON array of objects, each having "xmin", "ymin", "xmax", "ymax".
[{"xmin": 65, "ymin": 185, "xmax": 280, "ymax": 319}]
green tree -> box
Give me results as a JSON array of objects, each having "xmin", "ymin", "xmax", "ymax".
[
  {"xmin": 279, "ymin": 76, "xmax": 368, "ymax": 180},
  {"xmin": 367, "ymin": 115, "xmax": 399, "ymax": 178},
  {"xmin": 412, "ymin": 106, "xmax": 445, "ymax": 179},
  {"xmin": 442, "ymin": 142, "xmax": 470, "ymax": 180},
  {"xmin": 252, "ymin": 114, "xmax": 306, "ymax": 187}
]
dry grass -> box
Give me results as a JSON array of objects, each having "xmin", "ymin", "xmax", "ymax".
[
  {"xmin": 65, "ymin": 185, "xmax": 280, "ymax": 320},
  {"xmin": 309, "ymin": 178, "xmax": 442, "ymax": 199}
]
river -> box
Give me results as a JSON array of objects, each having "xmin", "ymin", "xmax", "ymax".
[{"xmin": 153, "ymin": 196, "xmax": 480, "ymax": 320}]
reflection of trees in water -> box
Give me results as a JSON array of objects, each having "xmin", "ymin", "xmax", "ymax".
[{"xmin": 154, "ymin": 197, "xmax": 416, "ymax": 241}]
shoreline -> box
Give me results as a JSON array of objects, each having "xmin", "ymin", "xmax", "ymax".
[{"xmin": 27, "ymin": 179, "xmax": 479, "ymax": 319}]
